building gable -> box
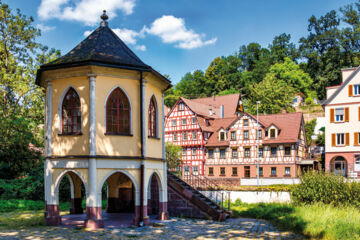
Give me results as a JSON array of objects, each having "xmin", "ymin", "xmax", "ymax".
[{"xmin": 323, "ymin": 66, "xmax": 360, "ymax": 105}]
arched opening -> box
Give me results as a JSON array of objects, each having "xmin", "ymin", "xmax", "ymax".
[
  {"xmin": 330, "ymin": 156, "xmax": 348, "ymax": 177},
  {"xmin": 100, "ymin": 171, "xmax": 139, "ymax": 226},
  {"xmin": 105, "ymin": 87, "xmax": 131, "ymax": 134},
  {"xmin": 147, "ymin": 172, "xmax": 163, "ymax": 219},
  {"xmin": 55, "ymin": 171, "xmax": 87, "ymax": 226}
]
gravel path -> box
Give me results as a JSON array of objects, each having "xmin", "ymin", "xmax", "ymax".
[{"xmin": 0, "ymin": 217, "xmax": 302, "ymax": 239}]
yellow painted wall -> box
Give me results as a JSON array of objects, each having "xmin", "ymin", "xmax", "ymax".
[
  {"xmin": 145, "ymin": 75, "xmax": 164, "ymax": 159},
  {"xmin": 51, "ymin": 76, "xmax": 90, "ymax": 156},
  {"xmin": 96, "ymin": 168, "xmax": 140, "ymax": 193},
  {"xmin": 95, "ymin": 75, "xmax": 141, "ymax": 156}
]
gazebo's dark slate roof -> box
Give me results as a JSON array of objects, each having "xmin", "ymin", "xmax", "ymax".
[
  {"xmin": 36, "ymin": 14, "xmax": 170, "ymax": 86},
  {"xmin": 43, "ymin": 26, "xmax": 149, "ymax": 70}
]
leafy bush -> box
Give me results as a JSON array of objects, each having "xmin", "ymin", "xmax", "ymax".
[{"xmin": 291, "ymin": 171, "xmax": 360, "ymax": 206}]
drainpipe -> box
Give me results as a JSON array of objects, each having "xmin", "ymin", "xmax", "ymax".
[{"xmin": 139, "ymin": 71, "xmax": 145, "ymax": 225}]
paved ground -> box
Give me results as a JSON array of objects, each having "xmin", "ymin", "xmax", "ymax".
[{"xmin": 0, "ymin": 217, "xmax": 302, "ymax": 240}]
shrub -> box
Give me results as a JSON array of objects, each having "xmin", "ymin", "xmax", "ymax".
[{"xmin": 291, "ymin": 171, "xmax": 360, "ymax": 206}]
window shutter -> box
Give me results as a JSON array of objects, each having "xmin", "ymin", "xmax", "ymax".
[
  {"xmin": 358, "ymin": 107, "xmax": 360, "ymax": 121},
  {"xmin": 346, "ymin": 133, "xmax": 350, "ymax": 146},
  {"xmin": 330, "ymin": 108, "xmax": 335, "ymax": 123},
  {"xmin": 345, "ymin": 107, "xmax": 350, "ymax": 122},
  {"xmin": 349, "ymin": 85, "xmax": 353, "ymax": 97},
  {"xmin": 331, "ymin": 134, "xmax": 336, "ymax": 146},
  {"xmin": 354, "ymin": 133, "xmax": 359, "ymax": 146}
]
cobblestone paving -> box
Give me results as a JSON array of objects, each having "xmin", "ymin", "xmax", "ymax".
[{"xmin": 0, "ymin": 218, "xmax": 302, "ymax": 240}]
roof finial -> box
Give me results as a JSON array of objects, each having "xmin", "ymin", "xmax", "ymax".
[{"xmin": 100, "ymin": 10, "xmax": 108, "ymax": 27}]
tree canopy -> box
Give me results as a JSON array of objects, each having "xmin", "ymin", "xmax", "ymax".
[
  {"xmin": 0, "ymin": 1, "xmax": 60, "ymax": 179},
  {"xmin": 165, "ymin": 1, "xmax": 360, "ymax": 114}
]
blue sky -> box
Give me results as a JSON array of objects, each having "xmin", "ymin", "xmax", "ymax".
[{"xmin": 8, "ymin": 0, "xmax": 355, "ymax": 84}]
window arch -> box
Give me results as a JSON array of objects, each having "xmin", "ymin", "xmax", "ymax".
[
  {"xmin": 106, "ymin": 87, "xmax": 130, "ymax": 134},
  {"xmin": 148, "ymin": 96, "xmax": 157, "ymax": 137},
  {"xmin": 62, "ymin": 87, "xmax": 81, "ymax": 134}
]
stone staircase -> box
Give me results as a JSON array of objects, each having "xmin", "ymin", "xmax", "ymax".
[{"xmin": 167, "ymin": 171, "xmax": 231, "ymax": 221}]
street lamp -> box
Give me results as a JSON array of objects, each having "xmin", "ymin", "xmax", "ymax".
[{"xmin": 256, "ymin": 101, "xmax": 261, "ymax": 186}]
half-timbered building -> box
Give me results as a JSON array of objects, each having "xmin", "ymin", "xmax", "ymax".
[
  {"xmin": 205, "ymin": 112, "xmax": 308, "ymax": 185},
  {"xmin": 165, "ymin": 94, "xmax": 241, "ymax": 175}
]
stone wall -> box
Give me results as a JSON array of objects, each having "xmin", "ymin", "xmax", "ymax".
[{"xmin": 167, "ymin": 186, "xmax": 207, "ymax": 219}]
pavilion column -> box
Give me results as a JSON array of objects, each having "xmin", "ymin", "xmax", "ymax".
[
  {"xmin": 137, "ymin": 73, "xmax": 149, "ymax": 226},
  {"xmin": 44, "ymin": 80, "xmax": 61, "ymax": 225},
  {"xmin": 160, "ymin": 92, "xmax": 168, "ymax": 220},
  {"xmin": 85, "ymin": 74, "xmax": 103, "ymax": 229}
]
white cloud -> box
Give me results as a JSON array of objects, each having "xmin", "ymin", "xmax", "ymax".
[
  {"xmin": 38, "ymin": 0, "xmax": 136, "ymax": 26},
  {"xmin": 83, "ymin": 30, "xmax": 92, "ymax": 37},
  {"xmin": 83, "ymin": 27, "xmax": 146, "ymax": 51},
  {"xmin": 112, "ymin": 28, "xmax": 139, "ymax": 45},
  {"xmin": 135, "ymin": 45, "xmax": 146, "ymax": 51},
  {"xmin": 144, "ymin": 15, "xmax": 217, "ymax": 49},
  {"xmin": 36, "ymin": 23, "xmax": 56, "ymax": 32}
]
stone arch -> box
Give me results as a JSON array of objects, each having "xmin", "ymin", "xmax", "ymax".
[
  {"xmin": 53, "ymin": 169, "xmax": 87, "ymax": 214},
  {"xmin": 330, "ymin": 155, "xmax": 348, "ymax": 177},
  {"xmin": 104, "ymin": 85, "xmax": 133, "ymax": 135},
  {"xmin": 58, "ymin": 85, "xmax": 82, "ymax": 134},
  {"xmin": 147, "ymin": 170, "xmax": 166, "ymax": 218}
]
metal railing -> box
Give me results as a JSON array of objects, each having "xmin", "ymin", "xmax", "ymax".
[{"xmin": 181, "ymin": 173, "xmax": 231, "ymax": 211}]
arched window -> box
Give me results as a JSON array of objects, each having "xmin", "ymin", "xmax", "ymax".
[
  {"xmin": 62, "ymin": 88, "xmax": 81, "ymax": 134},
  {"xmin": 106, "ymin": 88, "xmax": 130, "ymax": 134},
  {"xmin": 148, "ymin": 96, "xmax": 157, "ymax": 137}
]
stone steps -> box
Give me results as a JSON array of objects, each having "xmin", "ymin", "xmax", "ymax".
[{"xmin": 167, "ymin": 171, "xmax": 230, "ymax": 221}]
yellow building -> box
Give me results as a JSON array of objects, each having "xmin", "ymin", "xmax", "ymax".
[{"xmin": 36, "ymin": 11, "xmax": 171, "ymax": 228}]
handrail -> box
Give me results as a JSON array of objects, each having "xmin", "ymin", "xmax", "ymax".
[{"xmin": 176, "ymin": 172, "xmax": 231, "ymax": 211}]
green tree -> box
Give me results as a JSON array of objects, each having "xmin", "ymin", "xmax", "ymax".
[
  {"xmin": 165, "ymin": 143, "xmax": 182, "ymax": 170},
  {"xmin": 0, "ymin": 1, "xmax": 60, "ymax": 179},
  {"xmin": 305, "ymin": 119, "xmax": 317, "ymax": 146},
  {"xmin": 175, "ymin": 70, "xmax": 207, "ymax": 98},
  {"xmin": 269, "ymin": 33, "xmax": 299, "ymax": 63},
  {"xmin": 266, "ymin": 57, "xmax": 314, "ymax": 96},
  {"xmin": 244, "ymin": 75, "xmax": 296, "ymax": 114}
]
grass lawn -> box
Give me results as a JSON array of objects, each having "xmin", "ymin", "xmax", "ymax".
[{"xmin": 231, "ymin": 201, "xmax": 360, "ymax": 240}]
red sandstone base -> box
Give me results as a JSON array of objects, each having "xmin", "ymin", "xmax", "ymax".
[
  {"xmin": 45, "ymin": 204, "xmax": 62, "ymax": 226},
  {"xmin": 85, "ymin": 207, "xmax": 104, "ymax": 229},
  {"xmin": 159, "ymin": 202, "xmax": 168, "ymax": 220}
]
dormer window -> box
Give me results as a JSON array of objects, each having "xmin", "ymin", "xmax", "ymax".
[
  {"xmin": 270, "ymin": 129, "xmax": 276, "ymax": 138},
  {"xmin": 191, "ymin": 117, "xmax": 197, "ymax": 124},
  {"xmin": 220, "ymin": 131, "xmax": 226, "ymax": 141},
  {"xmin": 206, "ymin": 120, "xmax": 210, "ymax": 126},
  {"xmin": 178, "ymin": 102, "xmax": 184, "ymax": 111}
]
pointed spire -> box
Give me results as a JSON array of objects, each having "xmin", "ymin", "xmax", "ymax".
[{"xmin": 100, "ymin": 10, "xmax": 109, "ymax": 27}]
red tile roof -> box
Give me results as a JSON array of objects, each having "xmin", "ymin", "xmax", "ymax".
[
  {"xmin": 259, "ymin": 112, "xmax": 303, "ymax": 144},
  {"xmin": 205, "ymin": 112, "xmax": 303, "ymax": 146},
  {"xmin": 191, "ymin": 93, "xmax": 240, "ymax": 118}
]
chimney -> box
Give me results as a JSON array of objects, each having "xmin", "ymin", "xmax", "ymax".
[
  {"xmin": 220, "ymin": 105, "xmax": 224, "ymax": 118},
  {"xmin": 209, "ymin": 107, "xmax": 214, "ymax": 116},
  {"xmin": 282, "ymin": 109, "xmax": 287, "ymax": 114}
]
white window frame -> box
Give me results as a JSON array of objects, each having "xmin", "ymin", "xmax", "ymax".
[
  {"xmin": 182, "ymin": 148, "xmax": 186, "ymax": 156},
  {"xmin": 172, "ymin": 120, "xmax": 176, "ymax": 127},
  {"xmin": 173, "ymin": 134, "xmax": 177, "ymax": 142},
  {"xmin": 192, "ymin": 132, "xmax": 197, "ymax": 140},
  {"xmin": 243, "ymin": 130, "xmax": 249, "ymax": 140},
  {"xmin": 231, "ymin": 131, "xmax": 236, "ymax": 140},
  {"xmin": 182, "ymin": 118, "xmax": 187, "ymax": 125},
  {"xmin": 243, "ymin": 119, "xmax": 249, "ymax": 126},
  {"xmin": 191, "ymin": 117, "xmax": 197, "ymax": 125},
  {"xmin": 178, "ymin": 103, "xmax": 184, "ymax": 111},
  {"xmin": 335, "ymin": 108, "xmax": 344, "ymax": 122},
  {"xmin": 354, "ymin": 84, "xmax": 360, "ymax": 96},
  {"xmin": 285, "ymin": 167, "xmax": 291, "ymax": 176},
  {"xmin": 192, "ymin": 148, "xmax": 197, "ymax": 156},
  {"xmin": 220, "ymin": 149, "xmax": 226, "ymax": 159},
  {"xmin": 244, "ymin": 148, "xmax": 251, "ymax": 158},
  {"xmin": 208, "ymin": 149, "xmax": 214, "ymax": 158},
  {"xmin": 336, "ymin": 133, "xmax": 345, "ymax": 146},
  {"xmin": 232, "ymin": 148, "xmax": 238, "ymax": 158},
  {"xmin": 183, "ymin": 133, "xmax": 187, "ymax": 141}
]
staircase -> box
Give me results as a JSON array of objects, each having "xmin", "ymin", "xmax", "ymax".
[{"xmin": 167, "ymin": 171, "xmax": 231, "ymax": 221}]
